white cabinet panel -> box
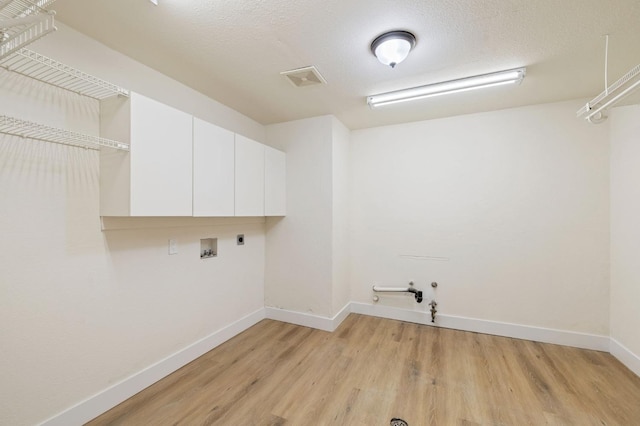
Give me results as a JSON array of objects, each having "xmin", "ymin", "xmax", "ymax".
[
  {"xmin": 265, "ymin": 146, "xmax": 286, "ymax": 216},
  {"xmin": 100, "ymin": 92, "xmax": 193, "ymax": 216},
  {"xmin": 193, "ymin": 117, "xmax": 235, "ymax": 216},
  {"xmin": 130, "ymin": 93, "xmax": 193, "ymax": 216},
  {"xmin": 234, "ymin": 134, "xmax": 264, "ymax": 216}
]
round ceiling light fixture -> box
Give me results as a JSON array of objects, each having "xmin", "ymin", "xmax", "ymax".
[{"xmin": 371, "ymin": 30, "xmax": 416, "ymax": 68}]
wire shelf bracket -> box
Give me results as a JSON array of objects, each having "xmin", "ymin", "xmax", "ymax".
[
  {"xmin": 0, "ymin": 0, "xmax": 57, "ymax": 60},
  {"xmin": 0, "ymin": 48, "xmax": 130, "ymax": 99},
  {"xmin": 0, "ymin": 115, "xmax": 130, "ymax": 151}
]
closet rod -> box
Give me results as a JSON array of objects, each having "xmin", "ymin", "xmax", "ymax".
[{"xmin": 0, "ymin": 115, "xmax": 130, "ymax": 151}]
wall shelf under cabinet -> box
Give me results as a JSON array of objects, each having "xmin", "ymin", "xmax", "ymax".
[
  {"xmin": 0, "ymin": 115, "xmax": 130, "ymax": 151},
  {"xmin": 0, "ymin": 0, "xmax": 57, "ymax": 59}
]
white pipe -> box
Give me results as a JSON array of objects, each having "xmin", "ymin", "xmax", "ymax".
[{"xmin": 372, "ymin": 286, "xmax": 412, "ymax": 293}]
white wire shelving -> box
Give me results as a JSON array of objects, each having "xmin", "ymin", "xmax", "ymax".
[
  {"xmin": 0, "ymin": 115, "xmax": 130, "ymax": 151},
  {"xmin": 1, "ymin": 1, "xmax": 131, "ymax": 150},
  {"xmin": 0, "ymin": 0, "xmax": 57, "ymax": 60},
  {"xmin": 0, "ymin": 48, "xmax": 130, "ymax": 99},
  {"xmin": 577, "ymin": 36, "xmax": 640, "ymax": 123},
  {"xmin": 577, "ymin": 63, "xmax": 640, "ymax": 123}
]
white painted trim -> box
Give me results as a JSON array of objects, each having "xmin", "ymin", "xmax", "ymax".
[
  {"xmin": 265, "ymin": 303, "xmax": 351, "ymax": 332},
  {"xmin": 610, "ymin": 338, "xmax": 640, "ymax": 377},
  {"xmin": 351, "ymin": 302, "xmax": 433, "ymax": 326},
  {"xmin": 350, "ymin": 302, "xmax": 610, "ymax": 352},
  {"xmin": 332, "ymin": 302, "xmax": 352, "ymax": 331},
  {"xmin": 39, "ymin": 308, "xmax": 266, "ymax": 426},
  {"xmin": 38, "ymin": 303, "xmax": 630, "ymax": 426}
]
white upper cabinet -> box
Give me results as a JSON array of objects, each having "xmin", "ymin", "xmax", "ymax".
[
  {"xmin": 100, "ymin": 91, "xmax": 285, "ymax": 218},
  {"xmin": 234, "ymin": 134, "xmax": 265, "ymax": 216},
  {"xmin": 100, "ymin": 92, "xmax": 193, "ymax": 216},
  {"xmin": 192, "ymin": 117, "xmax": 235, "ymax": 216},
  {"xmin": 264, "ymin": 146, "xmax": 286, "ymax": 216}
]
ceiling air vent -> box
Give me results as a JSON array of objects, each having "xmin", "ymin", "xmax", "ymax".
[{"xmin": 280, "ymin": 65, "xmax": 326, "ymax": 87}]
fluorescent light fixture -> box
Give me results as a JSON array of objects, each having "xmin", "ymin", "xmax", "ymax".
[{"xmin": 367, "ymin": 67, "xmax": 526, "ymax": 108}]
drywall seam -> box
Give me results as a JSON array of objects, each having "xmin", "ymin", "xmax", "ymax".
[
  {"xmin": 39, "ymin": 308, "xmax": 267, "ymax": 426},
  {"xmin": 350, "ymin": 303, "xmax": 610, "ymax": 352}
]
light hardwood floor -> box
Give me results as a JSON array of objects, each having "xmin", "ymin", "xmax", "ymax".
[{"xmin": 88, "ymin": 314, "xmax": 640, "ymax": 425}]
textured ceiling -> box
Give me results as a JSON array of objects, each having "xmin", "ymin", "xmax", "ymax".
[{"xmin": 51, "ymin": 0, "xmax": 640, "ymax": 129}]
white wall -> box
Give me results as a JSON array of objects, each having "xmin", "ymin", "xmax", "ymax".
[
  {"xmin": 350, "ymin": 100, "xmax": 610, "ymax": 335},
  {"xmin": 264, "ymin": 115, "xmax": 350, "ymax": 318},
  {"xmin": 265, "ymin": 116, "xmax": 334, "ymax": 317},
  {"xmin": 32, "ymin": 24, "xmax": 265, "ymax": 143},
  {"xmin": 610, "ymin": 105, "xmax": 640, "ymax": 371},
  {"xmin": 0, "ymin": 25, "xmax": 266, "ymax": 426},
  {"xmin": 331, "ymin": 117, "xmax": 351, "ymax": 315}
]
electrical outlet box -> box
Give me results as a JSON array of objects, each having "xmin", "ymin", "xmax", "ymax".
[{"xmin": 237, "ymin": 234, "xmax": 244, "ymax": 245}]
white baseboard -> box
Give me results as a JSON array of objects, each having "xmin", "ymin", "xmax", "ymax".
[
  {"xmin": 265, "ymin": 303, "xmax": 351, "ymax": 332},
  {"xmin": 350, "ymin": 302, "xmax": 610, "ymax": 352},
  {"xmin": 610, "ymin": 338, "xmax": 640, "ymax": 377},
  {"xmin": 332, "ymin": 303, "xmax": 352, "ymax": 330},
  {"xmin": 40, "ymin": 308, "xmax": 266, "ymax": 426},
  {"xmin": 38, "ymin": 303, "xmax": 635, "ymax": 426}
]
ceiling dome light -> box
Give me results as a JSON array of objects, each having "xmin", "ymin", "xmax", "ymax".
[{"xmin": 371, "ymin": 30, "xmax": 416, "ymax": 68}]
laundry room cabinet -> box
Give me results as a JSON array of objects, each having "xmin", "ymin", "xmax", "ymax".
[
  {"xmin": 99, "ymin": 91, "xmax": 286, "ymax": 218},
  {"xmin": 192, "ymin": 117, "xmax": 235, "ymax": 216},
  {"xmin": 100, "ymin": 92, "xmax": 193, "ymax": 216},
  {"xmin": 234, "ymin": 134, "xmax": 265, "ymax": 216},
  {"xmin": 265, "ymin": 145, "xmax": 286, "ymax": 216}
]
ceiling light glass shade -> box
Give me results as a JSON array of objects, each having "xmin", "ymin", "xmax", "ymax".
[
  {"xmin": 367, "ymin": 67, "xmax": 526, "ymax": 107},
  {"xmin": 371, "ymin": 31, "xmax": 416, "ymax": 68}
]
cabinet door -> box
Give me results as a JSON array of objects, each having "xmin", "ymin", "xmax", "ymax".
[
  {"xmin": 193, "ymin": 118, "xmax": 235, "ymax": 216},
  {"xmin": 130, "ymin": 93, "xmax": 193, "ymax": 216},
  {"xmin": 235, "ymin": 134, "xmax": 264, "ymax": 216},
  {"xmin": 264, "ymin": 146, "xmax": 286, "ymax": 216}
]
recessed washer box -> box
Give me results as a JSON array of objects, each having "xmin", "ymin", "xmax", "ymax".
[{"xmin": 200, "ymin": 238, "xmax": 217, "ymax": 259}]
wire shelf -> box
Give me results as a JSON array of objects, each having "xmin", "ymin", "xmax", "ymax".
[
  {"xmin": 1, "ymin": 48, "xmax": 130, "ymax": 99},
  {"xmin": 0, "ymin": 115, "xmax": 130, "ymax": 151},
  {"xmin": 0, "ymin": 0, "xmax": 57, "ymax": 59},
  {"xmin": 577, "ymin": 63, "xmax": 640, "ymax": 119},
  {"xmin": 0, "ymin": 0, "xmax": 57, "ymax": 16}
]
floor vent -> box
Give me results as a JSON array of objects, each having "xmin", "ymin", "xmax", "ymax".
[{"xmin": 280, "ymin": 65, "xmax": 326, "ymax": 87}]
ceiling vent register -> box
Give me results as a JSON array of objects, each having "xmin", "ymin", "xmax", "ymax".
[{"xmin": 280, "ymin": 65, "xmax": 327, "ymax": 88}]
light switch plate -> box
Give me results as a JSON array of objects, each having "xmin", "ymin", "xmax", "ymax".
[{"xmin": 168, "ymin": 239, "xmax": 178, "ymax": 255}]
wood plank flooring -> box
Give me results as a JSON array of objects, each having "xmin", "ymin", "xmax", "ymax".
[{"xmin": 87, "ymin": 314, "xmax": 640, "ymax": 425}]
